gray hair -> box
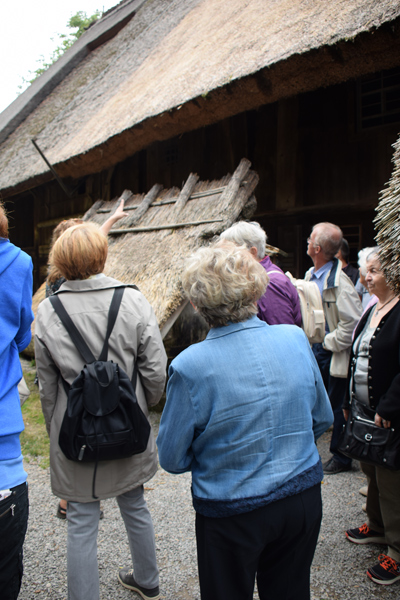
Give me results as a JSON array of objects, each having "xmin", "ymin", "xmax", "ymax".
[
  {"xmin": 182, "ymin": 242, "xmax": 269, "ymax": 328},
  {"xmin": 312, "ymin": 222, "xmax": 343, "ymax": 260},
  {"xmin": 220, "ymin": 221, "xmax": 267, "ymax": 259},
  {"xmin": 358, "ymin": 246, "xmax": 378, "ymax": 276}
]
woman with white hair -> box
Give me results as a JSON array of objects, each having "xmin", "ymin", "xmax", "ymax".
[
  {"xmin": 355, "ymin": 247, "xmax": 378, "ymax": 310},
  {"xmin": 220, "ymin": 220, "xmax": 301, "ymax": 326},
  {"xmin": 157, "ymin": 242, "xmax": 333, "ymax": 600},
  {"xmin": 345, "ymin": 247, "xmax": 400, "ymax": 586}
]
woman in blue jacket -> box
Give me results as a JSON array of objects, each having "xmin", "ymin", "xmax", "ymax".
[
  {"xmin": 0, "ymin": 202, "xmax": 34, "ymax": 599},
  {"xmin": 157, "ymin": 242, "xmax": 333, "ymax": 600}
]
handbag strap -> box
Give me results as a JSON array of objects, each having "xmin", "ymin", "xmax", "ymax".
[{"xmin": 50, "ymin": 287, "xmax": 125, "ymax": 364}]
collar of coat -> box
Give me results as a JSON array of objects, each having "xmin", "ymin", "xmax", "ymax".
[
  {"xmin": 306, "ymin": 257, "xmax": 342, "ymax": 291},
  {"xmin": 54, "ymin": 275, "xmax": 138, "ymax": 294}
]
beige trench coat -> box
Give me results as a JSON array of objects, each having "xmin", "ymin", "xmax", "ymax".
[{"xmin": 34, "ymin": 276, "xmax": 167, "ymax": 502}]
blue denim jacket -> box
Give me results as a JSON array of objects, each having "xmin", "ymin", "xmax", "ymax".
[{"xmin": 157, "ymin": 316, "xmax": 333, "ymax": 517}]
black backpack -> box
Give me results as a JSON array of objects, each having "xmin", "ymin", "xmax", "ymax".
[{"xmin": 50, "ymin": 287, "xmax": 151, "ymax": 498}]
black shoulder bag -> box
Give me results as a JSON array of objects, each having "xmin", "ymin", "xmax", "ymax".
[{"xmin": 338, "ymin": 333, "xmax": 400, "ymax": 471}]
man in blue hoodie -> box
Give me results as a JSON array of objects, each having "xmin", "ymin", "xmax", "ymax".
[{"xmin": 0, "ymin": 202, "xmax": 34, "ymax": 599}]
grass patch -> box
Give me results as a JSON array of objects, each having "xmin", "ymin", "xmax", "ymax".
[{"xmin": 20, "ymin": 371, "xmax": 50, "ymax": 468}]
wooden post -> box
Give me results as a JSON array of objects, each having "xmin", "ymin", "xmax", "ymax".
[
  {"xmin": 174, "ymin": 173, "xmax": 199, "ymax": 215},
  {"xmin": 217, "ymin": 158, "xmax": 251, "ymax": 210},
  {"xmin": 126, "ymin": 183, "xmax": 163, "ymax": 226},
  {"xmin": 276, "ymin": 98, "xmax": 298, "ymax": 210}
]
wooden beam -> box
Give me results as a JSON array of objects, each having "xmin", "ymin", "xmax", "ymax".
[
  {"xmin": 108, "ymin": 218, "xmax": 223, "ymax": 235},
  {"xmin": 126, "ymin": 183, "xmax": 163, "ymax": 226},
  {"xmin": 96, "ymin": 186, "xmax": 227, "ymax": 213},
  {"xmin": 36, "ymin": 214, "xmax": 83, "ymax": 228},
  {"xmin": 174, "ymin": 173, "xmax": 199, "ymax": 214}
]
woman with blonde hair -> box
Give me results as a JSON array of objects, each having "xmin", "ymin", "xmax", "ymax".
[
  {"xmin": 45, "ymin": 201, "xmax": 127, "ymax": 519},
  {"xmin": 157, "ymin": 242, "xmax": 333, "ymax": 600},
  {"xmin": 35, "ymin": 223, "xmax": 167, "ymax": 600},
  {"xmin": 46, "ymin": 199, "xmax": 127, "ymax": 297}
]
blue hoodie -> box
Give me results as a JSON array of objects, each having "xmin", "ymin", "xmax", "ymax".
[{"xmin": 0, "ymin": 238, "xmax": 34, "ymax": 488}]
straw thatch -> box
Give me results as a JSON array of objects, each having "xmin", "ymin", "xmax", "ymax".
[
  {"xmin": 26, "ymin": 158, "xmax": 258, "ymax": 357},
  {"xmin": 1, "ymin": 0, "xmax": 400, "ymax": 197},
  {"xmin": 374, "ymin": 136, "xmax": 400, "ymax": 295}
]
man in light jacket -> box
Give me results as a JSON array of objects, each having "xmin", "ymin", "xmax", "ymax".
[{"xmin": 306, "ymin": 222, "xmax": 362, "ymax": 474}]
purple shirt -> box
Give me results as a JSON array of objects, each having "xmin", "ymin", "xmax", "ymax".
[{"xmin": 257, "ymin": 256, "xmax": 302, "ymax": 326}]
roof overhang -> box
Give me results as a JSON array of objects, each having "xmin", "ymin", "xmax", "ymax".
[{"xmin": 3, "ymin": 16, "xmax": 400, "ymax": 199}]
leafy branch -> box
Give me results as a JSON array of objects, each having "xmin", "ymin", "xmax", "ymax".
[{"xmin": 20, "ymin": 10, "xmax": 101, "ymax": 87}]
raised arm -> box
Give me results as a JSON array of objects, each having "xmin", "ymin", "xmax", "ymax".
[{"xmin": 100, "ymin": 198, "xmax": 128, "ymax": 235}]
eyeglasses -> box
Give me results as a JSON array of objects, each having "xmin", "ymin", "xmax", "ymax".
[{"xmin": 307, "ymin": 237, "xmax": 320, "ymax": 248}]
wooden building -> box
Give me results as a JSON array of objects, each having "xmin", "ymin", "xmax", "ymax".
[
  {"xmin": 1, "ymin": 0, "xmax": 400, "ymax": 290},
  {"xmin": 25, "ymin": 159, "xmax": 257, "ymax": 359}
]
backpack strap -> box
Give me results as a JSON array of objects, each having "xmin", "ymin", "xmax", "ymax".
[
  {"xmin": 50, "ymin": 287, "xmax": 125, "ymax": 364},
  {"xmin": 50, "ymin": 295, "xmax": 96, "ymax": 364},
  {"xmin": 98, "ymin": 287, "xmax": 125, "ymax": 361}
]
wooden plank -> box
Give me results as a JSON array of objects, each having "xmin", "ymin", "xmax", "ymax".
[
  {"xmin": 127, "ymin": 183, "xmax": 163, "ymax": 226},
  {"xmin": 276, "ymin": 97, "xmax": 298, "ymax": 210},
  {"xmin": 174, "ymin": 173, "xmax": 199, "ymax": 214},
  {"xmin": 36, "ymin": 214, "xmax": 83, "ymax": 228},
  {"xmin": 96, "ymin": 186, "xmax": 227, "ymax": 213},
  {"xmin": 160, "ymin": 299, "xmax": 189, "ymax": 339},
  {"xmin": 217, "ymin": 158, "xmax": 251, "ymax": 209},
  {"xmin": 108, "ymin": 218, "xmax": 223, "ymax": 235}
]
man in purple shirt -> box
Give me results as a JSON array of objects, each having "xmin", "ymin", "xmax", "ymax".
[{"xmin": 220, "ymin": 221, "xmax": 302, "ymax": 326}]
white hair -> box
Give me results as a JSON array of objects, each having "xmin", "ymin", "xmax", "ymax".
[
  {"xmin": 220, "ymin": 221, "xmax": 267, "ymax": 259},
  {"xmin": 358, "ymin": 246, "xmax": 379, "ymax": 276}
]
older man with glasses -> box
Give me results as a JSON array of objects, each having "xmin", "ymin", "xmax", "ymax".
[{"xmin": 305, "ymin": 222, "xmax": 362, "ymax": 474}]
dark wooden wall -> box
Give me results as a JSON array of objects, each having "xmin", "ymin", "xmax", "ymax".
[{"xmin": 6, "ymin": 70, "xmax": 399, "ymax": 290}]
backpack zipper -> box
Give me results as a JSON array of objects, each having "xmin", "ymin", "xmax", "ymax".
[{"xmin": 78, "ymin": 445, "xmax": 86, "ymax": 460}]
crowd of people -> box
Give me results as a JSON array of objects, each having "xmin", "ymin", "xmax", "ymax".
[{"xmin": 1, "ymin": 197, "xmax": 400, "ymax": 599}]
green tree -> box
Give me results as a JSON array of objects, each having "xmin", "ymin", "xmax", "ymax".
[{"xmin": 21, "ymin": 10, "xmax": 102, "ymax": 86}]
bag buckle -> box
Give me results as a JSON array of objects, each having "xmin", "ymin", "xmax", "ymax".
[{"xmin": 365, "ymin": 433, "xmax": 373, "ymax": 442}]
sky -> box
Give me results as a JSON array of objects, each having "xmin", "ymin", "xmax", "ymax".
[{"xmin": 0, "ymin": 1, "xmax": 118, "ymax": 114}]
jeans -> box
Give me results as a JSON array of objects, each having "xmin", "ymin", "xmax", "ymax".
[
  {"xmin": 312, "ymin": 343, "xmax": 350, "ymax": 465},
  {"xmin": 0, "ymin": 482, "xmax": 29, "ymax": 600},
  {"xmin": 196, "ymin": 484, "xmax": 322, "ymax": 600},
  {"xmin": 67, "ymin": 485, "xmax": 158, "ymax": 600}
]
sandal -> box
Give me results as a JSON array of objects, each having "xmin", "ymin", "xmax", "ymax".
[
  {"xmin": 56, "ymin": 502, "xmax": 67, "ymax": 520},
  {"xmin": 56, "ymin": 502, "xmax": 104, "ymax": 520}
]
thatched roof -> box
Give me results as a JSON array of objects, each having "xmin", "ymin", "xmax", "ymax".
[
  {"xmin": 1, "ymin": 0, "xmax": 400, "ymax": 197},
  {"xmin": 26, "ymin": 158, "xmax": 257, "ymax": 356},
  {"xmin": 374, "ymin": 137, "xmax": 400, "ymax": 295}
]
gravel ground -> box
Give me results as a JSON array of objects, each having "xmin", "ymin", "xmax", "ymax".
[{"xmin": 18, "ymin": 419, "xmax": 400, "ymax": 600}]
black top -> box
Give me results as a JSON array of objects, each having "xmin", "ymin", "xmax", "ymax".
[
  {"xmin": 343, "ymin": 301, "xmax": 400, "ymax": 422},
  {"xmin": 342, "ymin": 263, "xmax": 359, "ymax": 286}
]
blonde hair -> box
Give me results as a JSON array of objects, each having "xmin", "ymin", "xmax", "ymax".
[
  {"xmin": 47, "ymin": 218, "xmax": 84, "ymax": 285},
  {"xmin": 182, "ymin": 242, "xmax": 268, "ymax": 327},
  {"xmin": 50, "ymin": 223, "xmax": 108, "ymax": 281}
]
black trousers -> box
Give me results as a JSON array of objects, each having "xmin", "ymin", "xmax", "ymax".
[
  {"xmin": 0, "ymin": 482, "xmax": 29, "ymax": 600},
  {"xmin": 312, "ymin": 343, "xmax": 350, "ymax": 465},
  {"xmin": 196, "ymin": 484, "xmax": 322, "ymax": 600}
]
